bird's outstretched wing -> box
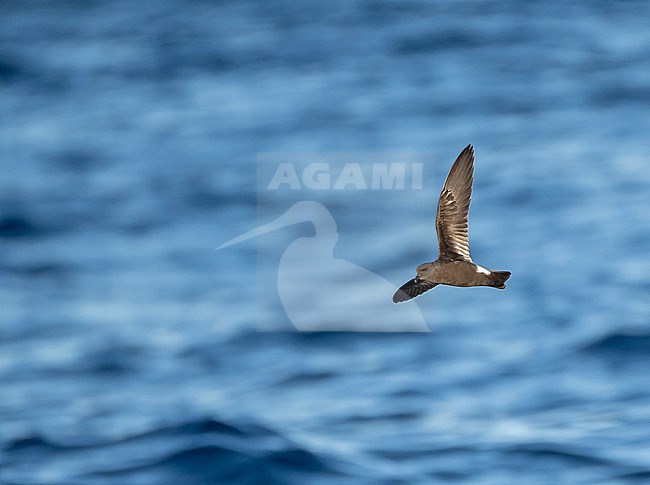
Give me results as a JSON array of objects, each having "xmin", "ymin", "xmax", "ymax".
[
  {"xmin": 392, "ymin": 278, "xmax": 437, "ymax": 303},
  {"xmin": 435, "ymin": 144, "xmax": 474, "ymax": 262}
]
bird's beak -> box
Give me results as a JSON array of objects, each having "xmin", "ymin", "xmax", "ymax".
[{"xmin": 217, "ymin": 211, "xmax": 295, "ymax": 250}]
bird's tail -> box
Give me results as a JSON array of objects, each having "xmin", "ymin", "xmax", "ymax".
[{"xmin": 489, "ymin": 271, "xmax": 511, "ymax": 289}]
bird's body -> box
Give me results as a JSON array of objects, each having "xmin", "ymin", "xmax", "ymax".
[
  {"xmin": 428, "ymin": 260, "xmax": 506, "ymax": 288},
  {"xmin": 393, "ymin": 145, "xmax": 511, "ymax": 303}
]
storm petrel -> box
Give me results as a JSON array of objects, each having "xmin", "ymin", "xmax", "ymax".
[{"xmin": 393, "ymin": 145, "xmax": 511, "ymax": 303}]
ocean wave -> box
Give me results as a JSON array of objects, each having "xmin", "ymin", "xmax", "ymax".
[
  {"xmin": 582, "ymin": 333, "xmax": 650, "ymax": 355},
  {"xmin": 616, "ymin": 469, "xmax": 650, "ymax": 481},
  {"xmin": 0, "ymin": 215, "xmax": 41, "ymax": 239},
  {"xmin": 502, "ymin": 443, "xmax": 610, "ymax": 466},
  {"xmin": 3, "ymin": 434, "xmax": 68, "ymax": 453},
  {"xmin": 4, "ymin": 417, "xmax": 341, "ymax": 484},
  {"xmin": 85, "ymin": 442, "xmax": 337, "ymax": 484}
]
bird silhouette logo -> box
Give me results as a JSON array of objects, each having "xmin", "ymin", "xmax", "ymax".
[{"xmin": 218, "ymin": 201, "xmax": 430, "ymax": 331}]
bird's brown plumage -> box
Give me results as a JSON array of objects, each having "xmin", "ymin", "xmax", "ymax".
[
  {"xmin": 392, "ymin": 278, "xmax": 437, "ymax": 303},
  {"xmin": 435, "ymin": 144, "xmax": 474, "ymax": 262},
  {"xmin": 392, "ymin": 144, "xmax": 510, "ymax": 303}
]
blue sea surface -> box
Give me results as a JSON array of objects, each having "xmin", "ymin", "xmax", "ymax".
[{"xmin": 1, "ymin": 1, "xmax": 649, "ymax": 483}]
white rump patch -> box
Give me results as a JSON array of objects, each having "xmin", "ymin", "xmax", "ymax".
[{"xmin": 476, "ymin": 265, "xmax": 491, "ymax": 275}]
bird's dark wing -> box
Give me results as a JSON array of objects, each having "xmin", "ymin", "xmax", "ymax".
[
  {"xmin": 392, "ymin": 278, "xmax": 437, "ymax": 303},
  {"xmin": 435, "ymin": 144, "xmax": 474, "ymax": 262}
]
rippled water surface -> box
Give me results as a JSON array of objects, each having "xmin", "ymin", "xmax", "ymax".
[{"xmin": 1, "ymin": 1, "xmax": 649, "ymax": 483}]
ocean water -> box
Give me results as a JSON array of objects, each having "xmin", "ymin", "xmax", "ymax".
[{"xmin": 1, "ymin": 1, "xmax": 649, "ymax": 483}]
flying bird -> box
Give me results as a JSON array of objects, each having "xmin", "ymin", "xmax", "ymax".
[{"xmin": 393, "ymin": 145, "xmax": 511, "ymax": 303}]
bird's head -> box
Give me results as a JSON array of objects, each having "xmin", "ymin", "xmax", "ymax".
[{"xmin": 415, "ymin": 263, "xmax": 434, "ymax": 280}]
